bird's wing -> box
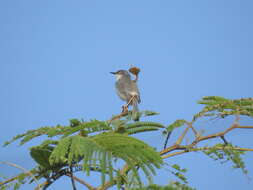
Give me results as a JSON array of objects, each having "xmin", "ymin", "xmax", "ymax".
[
  {"xmin": 115, "ymin": 78, "xmax": 141, "ymax": 104},
  {"xmin": 115, "ymin": 80, "xmax": 130, "ymax": 101}
]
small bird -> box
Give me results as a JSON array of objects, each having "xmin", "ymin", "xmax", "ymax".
[{"xmin": 110, "ymin": 70, "xmax": 141, "ymax": 115}]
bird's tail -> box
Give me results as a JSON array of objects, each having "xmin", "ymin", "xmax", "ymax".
[{"xmin": 132, "ymin": 98, "xmax": 139, "ymax": 121}]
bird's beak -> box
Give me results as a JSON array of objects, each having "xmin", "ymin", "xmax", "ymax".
[{"xmin": 110, "ymin": 72, "xmax": 116, "ymax": 75}]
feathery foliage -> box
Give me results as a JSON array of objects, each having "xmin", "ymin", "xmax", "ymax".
[
  {"xmin": 203, "ymin": 143, "xmax": 247, "ymax": 174},
  {"xmin": 2, "ymin": 111, "xmax": 165, "ymax": 189},
  {"xmin": 194, "ymin": 96, "xmax": 253, "ymax": 121},
  {"xmin": 3, "ymin": 119, "xmax": 111, "ymax": 146},
  {"xmin": 166, "ymin": 120, "xmax": 187, "ymax": 133},
  {"xmin": 1, "ymin": 97, "xmax": 253, "ymax": 190},
  {"xmin": 129, "ymin": 182, "xmax": 196, "ymax": 190}
]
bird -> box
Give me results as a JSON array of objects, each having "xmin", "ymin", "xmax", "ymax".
[{"xmin": 110, "ymin": 70, "xmax": 141, "ymax": 116}]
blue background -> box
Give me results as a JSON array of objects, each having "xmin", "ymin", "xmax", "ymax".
[{"xmin": 0, "ymin": 0, "xmax": 252, "ymax": 189}]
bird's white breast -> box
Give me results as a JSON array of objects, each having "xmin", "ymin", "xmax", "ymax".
[
  {"xmin": 115, "ymin": 74, "xmax": 123, "ymax": 81},
  {"xmin": 129, "ymin": 91, "xmax": 138, "ymax": 96}
]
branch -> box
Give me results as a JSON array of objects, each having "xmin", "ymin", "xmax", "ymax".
[
  {"xmin": 175, "ymin": 122, "xmax": 198, "ymax": 145},
  {"xmin": 1, "ymin": 164, "xmax": 106, "ymax": 189},
  {"xmin": 35, "ymin": 181, "xmax": 49, "ymax": 190},
  {"xmin": 65, "ymin": 173, "xmax": 96, "ymax": 190},
  {"xmin": 97, "ymin": 165, "xmax": 129, "ymax": 190},
  {"xmin": 42, "ymin": 174, "xmax": 61, "ymax": 190},
  {"xmin": 69, "ymin": 166, "xmax": 77, "ymax": 190},
  {"xmin": 160, "ymin": 124, "xmax": 253, "ymax": 157},
  {"xmin": 220, "ymin": 135, "xmax": 228, "ymax": 145},
  {"xmin": 0, "ymin": 174, "xmax": 25, "ymax": 186},
  {"xmin": 89, "ymin": 123, "xmax": 253, "ymax": 190},
  {"xmin": 0, "ymin": 161, "xmax": 41, "ymax": 189},
  {"xmin": 175, "ymin": 126, "xmax": 190, "ymax": 145},
  {"xmin": 187, "ymin": 121, "xmax": 198, "ymax": 138},
  {"xmin": 163, "ymin": 131, "xmax": 172, "ymax": 149},
  {"xmin": 40, "ymin": 168, "xmax": 76, "ymax": 190},
  {"xmin": 107, "ymin": 111, "xmax": 129, "ymax": 123},
  {"xmin": 161, "ymin": 146, "xmax": 253, "ymax": 159}
]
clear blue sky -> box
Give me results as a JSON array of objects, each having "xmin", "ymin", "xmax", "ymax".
[{"xmin": 0, "ymin": 0, "xmax": 253, "ymax": 189}]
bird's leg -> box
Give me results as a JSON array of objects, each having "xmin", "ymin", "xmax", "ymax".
[
  {"xmin": 126, "ymin": 95, "xmax": 136, "ymax": 108},
  {"xmin": 121, "ymin": 95, "xmax": 136, "ymax": 113},
  {"xmin": 121, "ymin": 105, "xmax": 128, "ymax": 113}
]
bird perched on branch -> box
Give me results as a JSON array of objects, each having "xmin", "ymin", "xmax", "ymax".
[{"xmin": 110, "ymin": 69, "xmax": 141, "ymax": 117}]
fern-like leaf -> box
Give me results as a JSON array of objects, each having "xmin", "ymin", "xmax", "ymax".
[
  {"xmin": 166, "ymin": 120, "xmax": 187, "ymax": 132},
  {"xmin": 126, "ymin": 126, "xmax": 161, "ymax": 135},
  {"xmin": 3, "ymin": 120, "xmax": 112, "ymax": 146},
  {"xmin": 49, "ymin": 133, "xmax": 163, "ymax": 186},
  {"xmin": 125, "ymin": 122, "xmax": 165, "ymax": 129}
]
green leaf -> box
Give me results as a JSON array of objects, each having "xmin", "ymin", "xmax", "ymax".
[
  {"xmin": 125, "ymin": 122, "xmax": 165, "ymax": 129},
  {"xmin": 167, "ymin": 120, "xmax": 186, "ymax": 132},
  {"xmin": 49, "ymin": 133, "xmax": 163, "ymax": 186},
  {"xmin": 203, "ymin": 144, "xmax": 248, "ymax": 175},
  {"xmin": 142, "ymin": 110, "xmax": 160, "ymax": 116},
  {"xmin": 126, "ymin": 126, "xmax": 161, "ymax": 135},
  {"xmin": 30, "ymin": 147, "xmax": 52, "ymax": 168},
  {"xmin": 171, "ymin": 164, "xmax": 180, "ymax": 171},
  {"xmin": 70, "ymin": 118, "xmax": 81, "ymax": 127}
]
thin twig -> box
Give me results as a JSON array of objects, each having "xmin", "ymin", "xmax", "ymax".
[
  {"xmin": 108, "ymin": 98, "xmax": 139, "ymax": 123},
  {"xmin": 107, "ymin": 95, "xmax": 137, "ymax": 123},
  {"xmin": 107, "ymin": 111, "xmax": 129, "ymax": 123},
  {"xmin": 220, "ymin": 136, "xmax": 228, "ymax": 145},
  {"xmin": 0, "ymin": 161, "xmax": 41, "ymax": 190},
  {"xmin": 160, "ymin": 125, "xmax": 253, "ymax": 157},
  {"xmin": 163, "ymin": 131, "xmax": 172, "ymax": 149},
  {"xmin": 97, "ymin": 165, "xmax": 129, "ymax": 190},
  {"xmin": 65, "ymin": 173, "xmax": 96, "ymax": 190},
  {"xmin": 92, "ymin": 122, "xmax": 253, "ymax": 190},
  {"xmin": 162, "ymin": 146, "xmax": 253, "ymax": 159},
  {"xmin": 69, "ymin": 166, "xmax": 77, "ymax": 190},
  {"xmin": 0, "ymin": 174, "xmax": 27, "ymax": 186},
  {"xmin": 186, "ymin": 122, "xmax": 198, "ymax": 138},
  {"xmin": 175, "ymin": 125, "xmax": 191, "ymax": 145},
  {"xmin": 35, "ymin": 181, "xmax": 49, "ymax": 190},
  {"xmin": 236, "ymin": 125, "xmax": 253, "ymax": 129},
  {"xmin": 41, "ymin": 169, "xmax": 68, "ymax": 190}
]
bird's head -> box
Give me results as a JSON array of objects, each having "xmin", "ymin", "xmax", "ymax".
[{"xmin": 110, "ymin": 70, "xmax": 130, "ymax": 80}]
